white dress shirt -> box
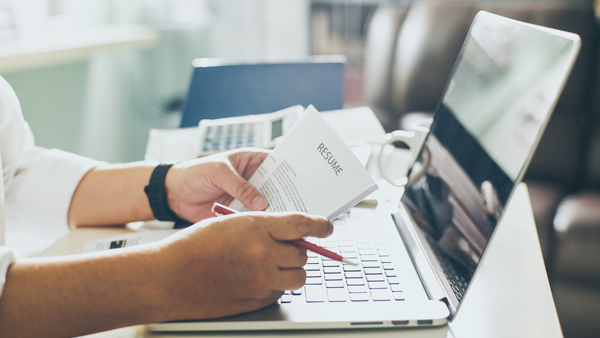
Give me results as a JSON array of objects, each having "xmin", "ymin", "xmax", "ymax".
[{"xmin": 0, "ymin": 76, "xmax": 99, "ymax": 296}]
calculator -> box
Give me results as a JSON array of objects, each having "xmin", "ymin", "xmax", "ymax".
[{"xmin": 198, "ymin": 105, "xmax": 303, "ymax": 156}]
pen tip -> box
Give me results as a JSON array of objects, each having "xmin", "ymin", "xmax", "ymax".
[{"xmin": 342, "ymin": 258, "xmax": 359, "ymax": 266}]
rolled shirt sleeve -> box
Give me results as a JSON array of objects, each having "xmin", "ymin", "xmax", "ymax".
[
  {"xmin": 0, "ymin": 246, "xmax": 14, "ymax": 298},
  {"xmin": 0, "ymin": 75, "xmax": 102, "ymax": 296},
  {"xmin": 5, "ymin": 147, "xmax": 100, "ymax": 228}
]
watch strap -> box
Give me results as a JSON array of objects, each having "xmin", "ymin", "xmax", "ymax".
[{"xmin": 144, "ymin": 164, "xmax": 192, "ymax": 228}]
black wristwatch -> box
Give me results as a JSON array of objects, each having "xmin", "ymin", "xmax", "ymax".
[{"xmin": 144, "ymin": 163, "xmax": 192, "ymax": 228}]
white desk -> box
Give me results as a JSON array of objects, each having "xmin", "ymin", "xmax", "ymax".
[{"xmin": 39, "ymin": 183, "xmax": 561, "ymax": 338}]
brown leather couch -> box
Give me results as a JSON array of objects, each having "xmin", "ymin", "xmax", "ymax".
[{"xmin": 362, "ymin": 2, "xmax": 600, "ymax": 337}]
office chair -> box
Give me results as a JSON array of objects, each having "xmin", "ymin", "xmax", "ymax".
[{"xmin": 179, "ymin": 56, "xmax": 346, "ymax": 128}]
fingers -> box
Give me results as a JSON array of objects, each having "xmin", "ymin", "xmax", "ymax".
[
  {"xmin": 266, "ymin": 213, "xmax": 333, "ymax": 241},
  {"xmin": 229, "ymin": 149, "xmax": 270, "ymax": 179},
  {"xmin": 272, "ymin": 241, "xmax": 308, "ymax": 268},
  {"xmin": 272, "ymin": 268, "xmax": 307, "ymax": 292},
  {"xmin": 216, "ymin": 167, "xmax": 268, "ymax": 211},
  {"xmin": 256, "ymin": 291, "xmax": 285, "ymax": 310}
]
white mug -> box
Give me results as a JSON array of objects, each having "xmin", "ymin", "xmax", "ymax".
[{"xmin": 378, "ymin": 118, "xmax": 433, "ymax": 187}]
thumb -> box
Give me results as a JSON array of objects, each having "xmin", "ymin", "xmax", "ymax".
[{"xmin": 217, "ymin": 167, "xmax": 268, "ymax": 211}]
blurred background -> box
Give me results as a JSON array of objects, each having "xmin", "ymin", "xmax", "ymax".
[
  {"xmin": 1, "ymin": 0, "xmax": 595, "ymax": 162},
  {"xmin": 1, "ymin": 0, "xmax": 599, "ymax": 337}
]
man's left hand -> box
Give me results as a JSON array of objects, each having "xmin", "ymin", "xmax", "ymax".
[{"xmin": 165, "ymin": 148, "xmax": 270, "ymax": 222}]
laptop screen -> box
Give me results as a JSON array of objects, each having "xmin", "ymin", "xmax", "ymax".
[{"xmin": 399, "ymin": 12, "xmax": 580, "ymax": 309}]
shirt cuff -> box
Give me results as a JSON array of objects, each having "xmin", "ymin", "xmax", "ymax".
[
  {"xmin": 6, "ymin": 147, "xmax": 102, "ymax": 227},
  {"xmin": 0, "ymin": 246, "xmax": 15, "ymax": 298}
]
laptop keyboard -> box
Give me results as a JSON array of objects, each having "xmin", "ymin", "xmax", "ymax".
[
  {"xmin": 425, "ymin": 236, "xmax": 469, "ymax": 302},
  {"xmin": 279, "ymin": 209, "xmax": 406, "ymax": 304}
]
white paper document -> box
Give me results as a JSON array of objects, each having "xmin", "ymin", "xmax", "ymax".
[
  {"xmin": 83, "ymin": 230, "xmax": 178, "ymax": 253},
  {"xmin": 229, "ymin": 106, "xmax": 378, "ymax": 220},
  {"xmin": 145, "ymin": 127, "xmax": 201, "ymax": 162}
]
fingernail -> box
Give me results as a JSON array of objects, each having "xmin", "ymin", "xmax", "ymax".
[{"xmin": 252, "ymin": 196, "xmax": 268, "ymax": 210}]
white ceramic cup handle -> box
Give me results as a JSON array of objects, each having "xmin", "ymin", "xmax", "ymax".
[
  {"xmin": 378, "ymin": 130, "xmax": 431, "ymax": 188},
  {"xmin": 378, "ymin": 130, "xmax": 415, "ymax": 187}
]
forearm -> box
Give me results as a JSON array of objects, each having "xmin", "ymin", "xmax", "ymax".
[
  {"xmin": 68, "ymin": 162, "xmax": 157, "ymax": 227},
  {"xmin": 0, "ymin": 245, "xmax": 172, "ymax": 338}
]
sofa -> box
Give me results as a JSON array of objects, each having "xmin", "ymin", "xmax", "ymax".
[{"xmin": 362, "ymin": 2, "xmax": 600, "ymax": 337}]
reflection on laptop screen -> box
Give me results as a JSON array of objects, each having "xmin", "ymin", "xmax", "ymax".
[{"xmin": 400, "ymin": 12, "xmax": 579, "ymax": 305}]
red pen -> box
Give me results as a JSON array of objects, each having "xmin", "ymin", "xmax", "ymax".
[{"xmin": 211, "ymin": 202, "xmax": 358, "ymax": 265}]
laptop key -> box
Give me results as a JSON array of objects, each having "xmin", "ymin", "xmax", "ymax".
[
  {"xmin": 364, "ymin": 267, "xmax": 383, "ymax": 275},
  {"xmin": 380, "ymin": 257, "xmax": 392, "ymax": 263},
  {"xmin": 292, "ymin": 288, "xmax": 303, "ymax": 295},
  {"xmin": 307, "ymin": 270, "xmax": 321, "ymax": 278},
  {"xmin": 305, "ymin": 277, "xmax": 322, "ymax": 285},
  {"xmin": 393, "ymin": 292, "xmax": 406, "ymax": 301},
  {"xmin": 390, "ymin": 285, "xmax": 402, "ymax": 292},
  {"xmin": 323, "ymin": 267, "xmax": 341, "ymax": 274},
  {"xmin": 362, "ymin": 261, "xmax": 381, "ymax": 268},
  {"xmin": 346, "ymin": 278, "xmax": 366, "ymax": 286},
  {"xmin": 305, "ymin": 265, "xmax": 321, "ymax": 271},
  {"xmin": 388, "ymin": 277, "xmax": 400, "ymax": 284},
  {"xmin": 324, "ymin": 273, "xmax": 343, "ymax": 281},
  {"xmin": 327, "ymin": 289, "xmax": 348, "ymax": 302},
  {"xmin": 326, "ymin": 280, "xmax": 345, "ymax": 288},
  {"xmin": 361, "ymin": 256, "xmax": 379, "ymax": 262},
  {"xmin": 366, "ymin": 274, "xmax": 386, "ymax": 282},
  {"xmin": 382, "ymin": 263, "xmax": 394, "ymax": 270},
  {"xmin": 305, "ymin": 285, "xmax": 325, "ymax": 302},
  {"xmin": 359, "ymin": 248, "xmax": 377, "ymax": 255},
  {"xmin": 378, "ymin": 250, "xmax": 389, "ymax": 257},
  {"xmin": 280, "ymin": 295, "xmax": 293, "ymax": 303},
  {"xmin": 368, "ymin": 282, "xmax": 388, "ymax": 289},
  {"xmin": 323, "ymin": 261, "xmax": 341, "ymax": 267},
  {"xmin": 371, "ymin": 289, "xmax": 392, "ymax": 301},
  {"xmin": 348, "ymin": 285, "xmax": 368, "ymax": 293},
  {"xmin": 343, "ymin": 265, "xmax": 361, "ymax": 272},
  {"xmin": 350, "ymin": 293, "xmax": 370, "ymax": 302},
  {"xmin": 385, "ymin": 269, "xmax": 397, "ymax": 277},
  {"xmin": 307, "ymin": 257, "xmax": 320, "ymax": 264},
  {"xmin": 345, "ymin": 271, "xmax": 363, "ymax": 279}
]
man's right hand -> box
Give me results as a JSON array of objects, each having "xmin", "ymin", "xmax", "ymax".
[{"xmin": 154, "ymin": 212, "xmax": 333, "ymax": 321}]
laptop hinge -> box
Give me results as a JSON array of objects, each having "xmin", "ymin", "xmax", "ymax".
[{"xmin": 393, "ymin": 207, "xmax": 457, "ymax": 317}]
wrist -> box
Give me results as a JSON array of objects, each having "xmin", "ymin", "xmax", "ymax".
[
  {"xmin": 144, "ymin": 164, "xmax": 191, "ymax": 228},
  {"xmin": 150, "ymin": 236, "xmax": 208, "ymax": 322},
  {"xmin": 144, "ymin": 242, "xmax": 182, "ymax": 322},
  {"xmin": 164, "ymin": 165, "xmax": 180, "ymax": 218}
]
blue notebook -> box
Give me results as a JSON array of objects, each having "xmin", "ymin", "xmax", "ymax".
[{"xmin": 180, "ymin": 58, "xmax": 345, "ymax": 128}]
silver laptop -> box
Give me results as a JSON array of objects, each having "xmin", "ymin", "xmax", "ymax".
[{"xmin": 148, "ymin": 11, "xmax": 580, "ymax": 331}]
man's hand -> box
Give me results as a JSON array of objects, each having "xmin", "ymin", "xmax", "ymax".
[
  {"xmin": 0, "ymin": 212, "xmax": 331, "ymax": 338},
  {"xmin": 157, "ymin": 212, "xmax": 333, "ymax": 320},
  {"xmin": 165, "ymin": 148, "xmax": 270, "ymax": 222}
]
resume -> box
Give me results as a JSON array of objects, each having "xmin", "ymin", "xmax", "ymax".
[{"xmin": 230, "ymin": 105, "xmax": 378, "ymax": 220}]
